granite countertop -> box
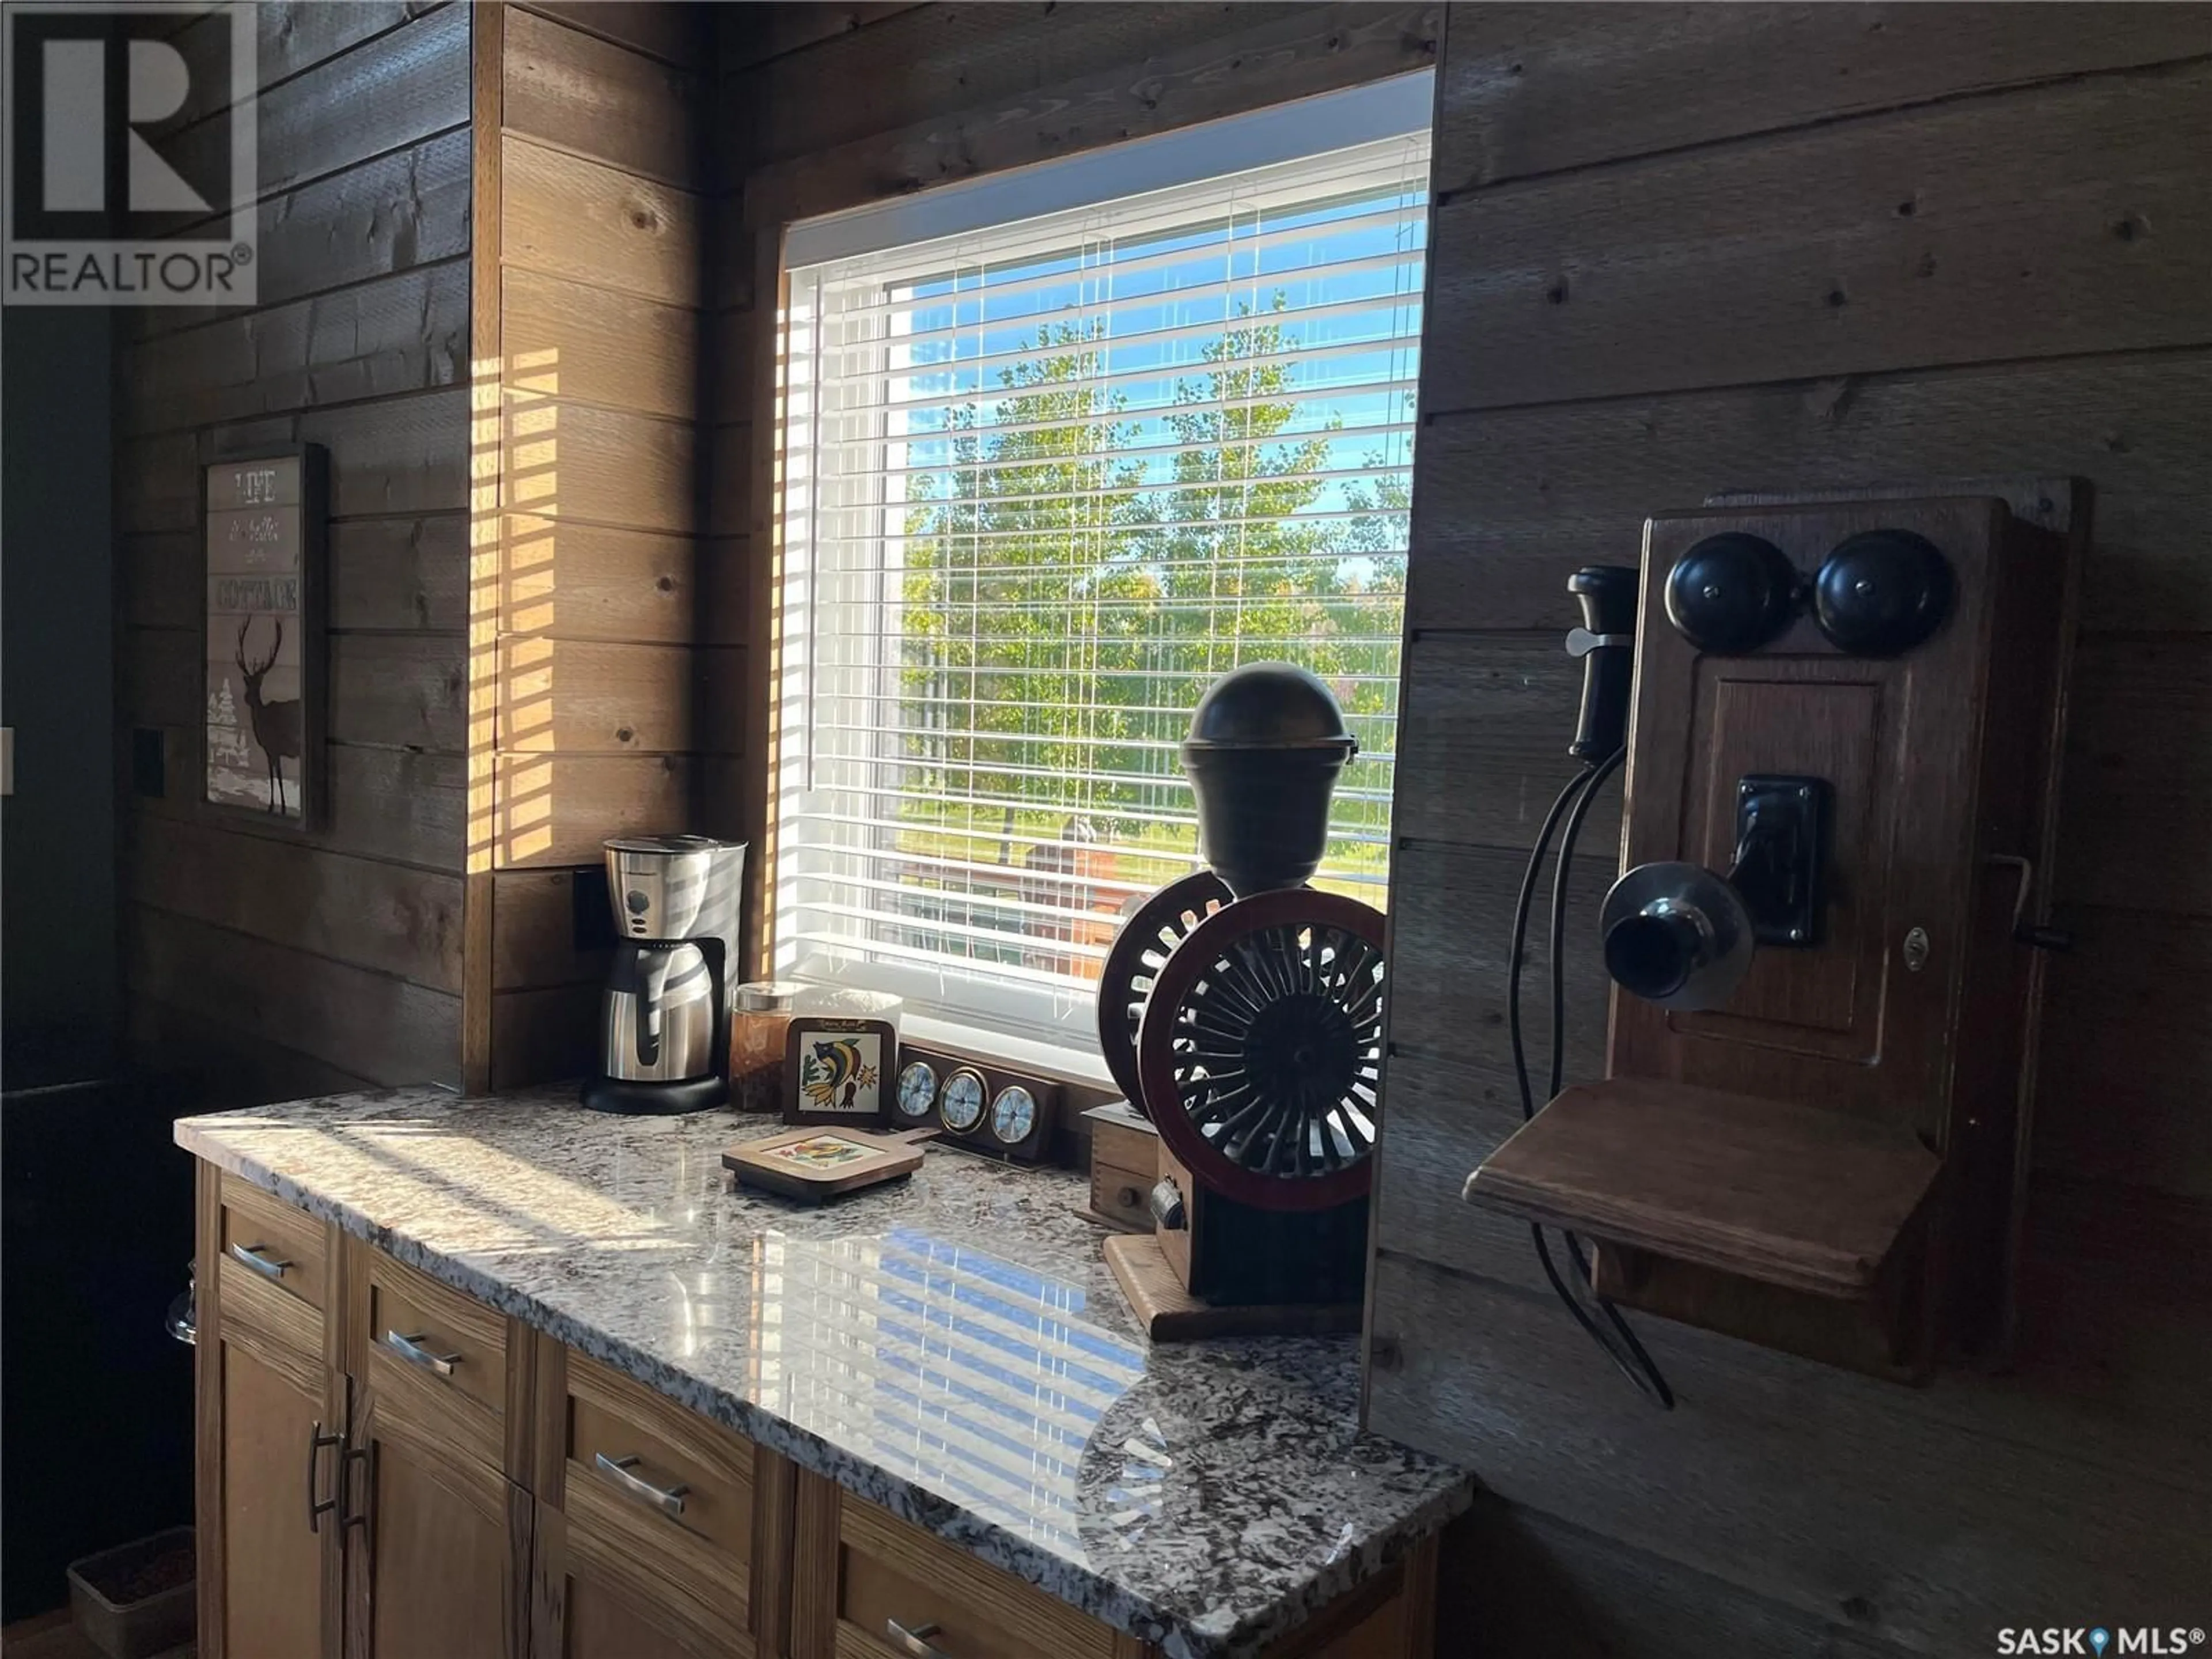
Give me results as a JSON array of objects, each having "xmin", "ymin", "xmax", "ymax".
[{"xmin": 177, "ymin": 1087, "xmax": 1472, "ymax": 1659}]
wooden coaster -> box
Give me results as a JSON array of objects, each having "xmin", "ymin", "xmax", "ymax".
[
  {"xmin": 1102, "ymin": 1233, "xmax": 1363, "ymax": 1340},
  {"xmin": 723, "ymin": 1126, "xmax": 926, "ymax": 1203}
]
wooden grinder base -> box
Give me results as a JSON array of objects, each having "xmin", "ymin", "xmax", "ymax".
[{"xmin": 1103, "ymin": 1233, "xmax": 1362, "ymax": 1340}]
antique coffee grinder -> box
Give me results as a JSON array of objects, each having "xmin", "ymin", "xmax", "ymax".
[{"xmin": 1097, "ymin": 664, "xmax": 1387, "ymax": 1334}]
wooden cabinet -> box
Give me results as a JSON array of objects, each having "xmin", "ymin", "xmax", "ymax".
[
  {"xmin": 195, "ymin": 1166, "xmax": 346, "ymax": 1659},
  {"xmin": 195, "ymin": 1160, "xmax": 1437, "ymax": 1659},
  {"xmin": 344, "ymin": 1249, "xmax": 531, "ymax": 1659},
  {"xmin": 790, "ymin": 1470, "xmax": 1438, "ymax": 1659},
  {"xmin": 524, "ymin": 1342, "xmax": 772, "ymax": 1659}
]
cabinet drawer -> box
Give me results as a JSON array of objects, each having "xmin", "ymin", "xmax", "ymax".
[
  {"xmin": 220, "ymin": 1175, "xmax": 329, "ymax": 1313},
  {"xmin": 358, "ymin": 1247, "xmax": 510, "ymax": 1472},
  {"xmin": 836, "ymin": 1494, "xmax": 1118, "ymax": 1659},
  {"xmin": 553, "ymin": 1348, "xmax": 757, "ymax": 1650},
  {"xmin": 1090, "ymin": 1158, "xmax": 1156, "ymax": 1232}
]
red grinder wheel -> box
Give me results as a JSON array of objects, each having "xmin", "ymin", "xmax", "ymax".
[
  {"xmin": 1134, "ymin": 888, "xmax": 1387, "ymax": 1212},
  {"xmin": 1096, "ymin": 870, "xmax": 1232, "ymax": 1113}
]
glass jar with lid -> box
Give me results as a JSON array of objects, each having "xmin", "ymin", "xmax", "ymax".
[{"xmin": 729, "ymin": 981, "xmax": 806, "ymax": 1112}]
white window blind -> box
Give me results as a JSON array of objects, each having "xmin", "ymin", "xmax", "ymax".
[{"xmin": 776, "ymin": 85, "xmax": 1431, "ymax": 1053}]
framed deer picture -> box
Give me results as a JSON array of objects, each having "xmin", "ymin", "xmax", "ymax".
[{"xmin": 202, "ymin": 445, "xmax": 327, "ymax": 827}]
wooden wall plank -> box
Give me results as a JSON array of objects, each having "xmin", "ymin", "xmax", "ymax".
[
  {"xmin": 502, "ymin": 137, "xmax": 702, "ymax": 306},
  {"xmin": 2057, "ymin": 634, "xmax": 2212, "ymax": 916},
  {"xmin": 1434, "ymin": 4, "xmax": 2212, "ymax": 196},
  {"xmin": 123, "ymin": 260, "xmax": 468, "ymax": 436},
  {"xmin": 489, "ymin": 753, "xmax": 699, "ymax": 868},
  {"xmin": 126, "ymin": 730, "xmax": 467, "ymax": 873},
  {"xmin": 126, "ymin": 517, "xmax": 467, "ymax": 635},
  {"xmin": 499, "ymin": 398, "xmax": 695, "ymax": 533},
  {"xmin": 490, "ymin": 868, "xmax": 608, "ymax": 990},
  {"xmin": 2032, "ymin": 908, "xmax": 2212, "ymax": 1196},
  {"xmin": 1376, "ymin": 842, "xmax": 1612, "ymax": 1272},
  {"xmin": 169, "ymin": 3, "xmax": 470, "ymax": 210},
  {"xmin": 495, "ymin": 640, "xmax": 741, "ymax": 755},
  {"xmin": 128, "ymin": 817, "xmax": 464, "ymax": 993},
  {"xmin": 327, "ymin": 634, "xmax": 468, "ymax": 752},
  {"xmin": 128, "ymin": 997, "xmax": 379, "ymax": 1107},
  {"xmin": 489, "ymin": 986, "xmax": 600, "ymax": 1090},
  {"xmin": 501, "ymin": 267, "xmax": 698, "ymax": 422},
  {"xmin": 1403, "ymin": 351, "xmax": 2212, "ymax": 635},
  {"xmin": 128, "ymin": 128, "xmax": 471, "ymax": 338},
  {"xmin": 744, "ymin": 2, "xmax": 1441, "ymax": 224},
  {"xmin": 518, "ymin": 2, "xmax": 703, "ymax": 70},
  {"xmin": 303, "ymin": 387, "xmax": 472, "ymax": 516},
  {"xmin": 128, "ymin": 906, "xmax": 461, "ymax": 1086},
  {"xmin": 497, "ymin": 517, "xmax": 718, "ymax": 646},
  {"xmin": 503, "ymin": 7, "xmax": 704, "ymax": 188},
  {"xmin": 719, "ymin": 4, "xmax": 924, "ymax": 74},
  {"xmin": 736, "ymin": 2, "xmax": 1316, "ymax": 168},
  {"xmin": 1369, "ymin": 1244, "xmax": 2212, "ymax": 1658},
  {"xmin": 174, "ymin": 1, "xmax": 446, "ymax": 122},
  {"xmin": 331, "ymin": 514, "xmax": 471, "ymax": 633},
  {"xmin": 1422, "ymin": 61, "xmax": 2212, "ymax": 414},
  {"xmin": 1394, "ymin": 632, "xmax": 1616, "ymax": 853}
]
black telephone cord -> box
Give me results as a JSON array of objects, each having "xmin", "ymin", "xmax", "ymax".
[{"xmin": 1505, "ymin": 749, "xmax": 1675, "ymax": 1410}]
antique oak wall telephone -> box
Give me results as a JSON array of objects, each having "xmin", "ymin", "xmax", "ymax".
[{"xmin": 1465, "ymin": 487, "xmax": 2082, "ymax": 1394}]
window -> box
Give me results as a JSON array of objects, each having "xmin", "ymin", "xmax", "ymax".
[{"xmin": 775, "ymin": 75, "xmax": 1432, "ymax": 1056}]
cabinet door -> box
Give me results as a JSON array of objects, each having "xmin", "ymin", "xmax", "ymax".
[
  {"xmin": 345, "ymin": 1398, "xmax": 528, "ymax": 1659},
  {"xmin": 525, "ymin": 1341, "xmax": 763, "ymax": 1659},
  {"xmin": 531, "ymin": 1501, "xmax": 736, "ymax": 1659},
  {"xmin": 195, "ymin": 1164, "xmax": 344, "ymax": 1659},
  {"xmin": 343, "ymin": 1240, "xmax": 529, "ymax": 1659}
]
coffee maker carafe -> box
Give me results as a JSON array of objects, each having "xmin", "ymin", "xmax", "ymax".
[{"xmin": 581, "ymin": 835, "xmax": 745, "ymax": 1115}]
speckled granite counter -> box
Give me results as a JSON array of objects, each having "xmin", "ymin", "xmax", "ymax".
[{"xmin": 176, "ymin": 1086, "xmax": 1471, "ymax": 1658}]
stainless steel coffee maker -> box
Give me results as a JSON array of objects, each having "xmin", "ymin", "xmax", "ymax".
[{"xmin": 581, "ymin": 835, "xmax": 745, "ymax": 1115}]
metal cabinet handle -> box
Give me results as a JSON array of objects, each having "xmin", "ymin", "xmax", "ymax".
[
  {"xmin": 594, "ymin": 1452, "xmax": 688, "ymax": 1518},
  {"xmin": 884, "ymin": 1619, "xmax": 952, "ymax": 1659},
  {"xmin": 230, "ymin": 1241, "xmax": 292, "ymax": 1280},
  {"xmin": 382, "ymin": 1328, "xmax": 461, "ymax": 1377},
  {"xmin": 306, "ymin": 1421, "xmax": 343, "ymax": 1533}
]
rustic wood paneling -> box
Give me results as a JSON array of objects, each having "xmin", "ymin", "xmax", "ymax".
[
  {"xmin": 744, "ymin": 3, "xmax": 1441, "ymax": 224},
  {"xmin": 503, "ymin": 7, "xmax": 703, "ymax": 187},
  {"xmin": 1375, "ymin": 7, "xmax": 2212, "ymax": 1652},
  {"xmin": 490, "ymin": 868, "xmax": 607, "ymax": 990},
  {"xmin": 499, "ymin": 398, "xmax": 694, "ymax": 534},
  {"xmin": 502, "ymin": 137, "xmax": 702, "ymax": 306},
  {"xmin": 1393, "ymin": 633, "xmax": 1617, "ymax": 853},
  {"xmin": 2057, "ymin": 634, "xmax": 2212, "ymax": 916},
  {"xmin": 719, "ymin": 3, "xmax": 926, "ymax": 73},
  {"xmin": 488, "ymin": 985, "xmax": 600, "ymax": 1090},
  {"xmin": 488, "ymin": 753, "xmax": 702, "ymax": 869},
  {"xmin": 2032, "ymin": 907, "xmax": 2212, "ymax": 1196},
  {"xmin": 497, "ymin": 516, "xmax": 716, "ymax": 645},
  {"xmin": 519, "ymin": 1, "xmax": 702, "ymax": 69},
  {"xmin": 1370, "ymin": 1233, "xmax": 2212, "ymax": 1656},
  {"xmin": 129, "ymin": 817, "xmax": 464, "ymax": 992},
  {"xmin": 128, "ymin": 906, "xmax": 461, "ymax": 1087},
  {"xmin": 132, "ymin": 128, "xmax": 472, "ymax": 338},
  {"xmin": 495, "ymin": 639, "xmax": 741, "ymax": 755},
  {"xmin": 1433, "ymin": 4, "xmax": 2212, "ymax": 196},
  {"xmin": 173, "ymin": 1, "xmax": 446, "ymax": 122},
  {"xmin": 501, "ymin": 267, "xmax": 698, "ymax": 422},
  {"xmin": 115, "ymin": 6, "xmax": 469, "ymax": 1092},
  {"xmin": 1425, "ymin": 60, "xmax": 2212, "ymax": 415},
  {"xmin": 1404, "ymin": 350, "xmax": 2212, "ymax": 635},
  {"xmin": 169, "ymin": 3, "xmax": 471, "ymax": 210},
  {"xmin": 327, "ymin": 634, "xmax": 468, "ymax": 752},
  {"xmin": 123, "ymin": 260, "xmax": 468, "ymax": 435}
]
